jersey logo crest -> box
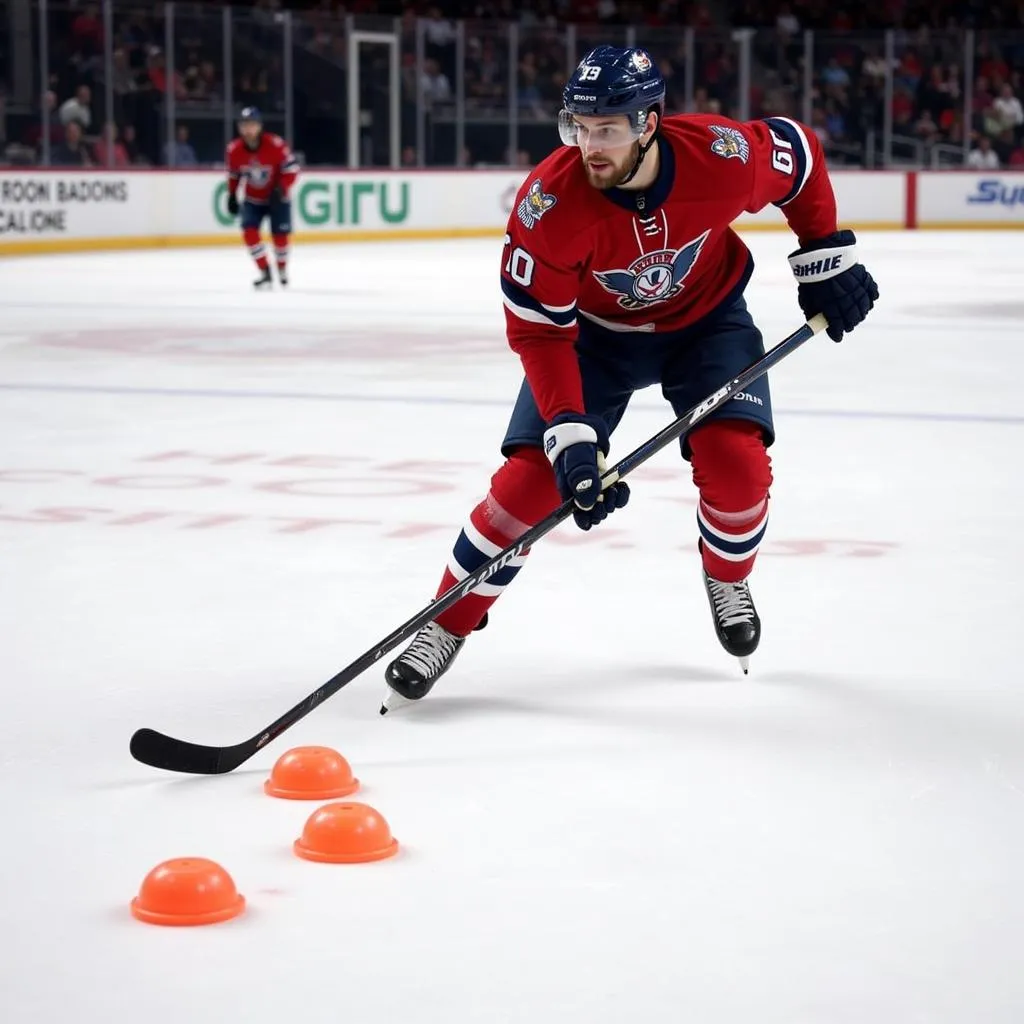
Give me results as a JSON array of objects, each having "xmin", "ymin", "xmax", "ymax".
[
  {"xmin": 245, "ymin": 163, "xmax": 271, "ymax": 186},
  {"xmin": 709, "ymin": 124, "xmax": 750, "ymax": 164},
  {"xmin": 593, "ymin": 228, "xmax": 711, "ymax": 310},
  {"xmin": 517, "ymin": 179, "xmax": 557, "ymax": 229}
]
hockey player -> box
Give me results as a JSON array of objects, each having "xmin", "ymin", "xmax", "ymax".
[
  {"xmin": 225, "ymin": 107, "xmax": 299, "ymax": 288},
  {"xmin": 382, "ymin": 46, "xmax": 878, "ymax": 712}
]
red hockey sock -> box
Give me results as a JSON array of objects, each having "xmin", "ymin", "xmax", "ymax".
[
  {"xmin": 272, "ymin": 232, "xmax": 289, "ymax": 273},
  {"xmin": 689, "ymin": 419, "xmax": 773, "ymax": 583},
  {"xmin": 434, "ymin": 448, "xmax": 560, "ymax": 637},
  {"xmin": 243, "ymin": 227, "xmax": 269, "ymax": 271}
]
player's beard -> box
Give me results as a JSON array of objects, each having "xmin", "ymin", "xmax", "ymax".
[{"xmin": 583, "ymin": 141, "xmax": 641, "ymax": 190}]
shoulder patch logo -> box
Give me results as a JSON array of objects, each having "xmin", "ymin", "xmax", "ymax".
[
  {"xmin": 709, "ymin": 124, "xmax": 750, "ymax": 164},
  {"xmin": 517, "ymin": 179, "xmax": 557, "ymax": 229}
]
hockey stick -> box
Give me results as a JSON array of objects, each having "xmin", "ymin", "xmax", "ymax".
[{"xmin": 129, "ymin": 313, "xmax": 827, "ymax": 774}]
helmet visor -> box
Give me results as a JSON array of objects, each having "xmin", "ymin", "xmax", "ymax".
[{"xmin": 558, "ymin": 109, "xmax": 645, "ymax": 149}]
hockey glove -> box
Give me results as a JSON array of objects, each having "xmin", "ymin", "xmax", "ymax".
[
  {"xmin": 543, "ymin": 412, "xmax": 630, "ymax": 531},
  {"xmin": 789, "ymin": 229, "xmax": 879, "ymax": 342},
  {"xmin": 226, "ymin": 192, "xmax": 240, "ymax": 217}
]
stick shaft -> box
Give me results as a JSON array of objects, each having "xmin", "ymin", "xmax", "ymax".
[{"xmin": 129, "ymin": 314, "xmax": 826, "ymax": 773}]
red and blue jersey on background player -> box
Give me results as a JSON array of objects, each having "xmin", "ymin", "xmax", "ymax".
[
  {"xmin": 225, "ymin": 107, "xmax": 299, "ymax": 288},
  {"xmin": 226, "ymin": 109, "xmax": 299, "ymax": 207}
]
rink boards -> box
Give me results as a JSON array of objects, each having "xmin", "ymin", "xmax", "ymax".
[{"xmin": 0, "ymin": 168, "xmax": 1021, "ymax": 256}]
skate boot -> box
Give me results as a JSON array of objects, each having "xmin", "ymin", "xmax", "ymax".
[
  {"xmin": 277, "ymin": 268, "xmax": 288, "ymax": 287},
  {"xmin": 703, "ymin": 570, "xmax": 760, "ymax": 674},
  {"xmin": 380, "ymin": 614, "xmax": 487, "ymax": 715},
  {"xmin": 253, "ymin": 267, "xmax": 273, "ymax": 289}
]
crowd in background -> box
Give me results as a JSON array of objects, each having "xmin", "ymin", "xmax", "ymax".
[{"xmin": 1, "ymin": 0, "xmax": 1023, "ymax": 168}]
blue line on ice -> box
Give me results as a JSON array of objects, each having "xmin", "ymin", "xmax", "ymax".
[{"xmin": 1, "ymin": 381, "xmax": 1021, "ymax": 426}]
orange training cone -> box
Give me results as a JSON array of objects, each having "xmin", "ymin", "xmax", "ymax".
[
  {"xmin": 264, "ymin": 746, "xmax": 360, "ymax": 800},
  {"xmin": 130, "ymin": 858, "xmax": 245, "ymax": 926},
  {"xmin": 293, "ymin": 801, "xmax": 399, "ymax": 863}
]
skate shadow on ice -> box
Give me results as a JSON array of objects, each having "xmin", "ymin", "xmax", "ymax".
[{"xmin": 391, "ymin": 661, "xmax": 738, "ymax": 725}]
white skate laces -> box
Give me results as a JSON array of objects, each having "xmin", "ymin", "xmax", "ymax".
[
  {"xmin": 705, "ymin": 578, "xmax": 755, "ymax": 628},
  {"xmin": 400, "ymin": 622, "xmax": 461, "ymax": 679}
]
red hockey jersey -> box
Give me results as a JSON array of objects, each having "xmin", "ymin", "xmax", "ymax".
[
  {"xmin": 226, "ymin": 132, "xmax": 299, "ymax": 205},
  {"xmin": 500, "ymin": 114, "xmax": 838, "ymax": 421}
]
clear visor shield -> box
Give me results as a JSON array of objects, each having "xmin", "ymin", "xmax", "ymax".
[{"xmin": 558, "ymin": 110, "xmax": 645, "ymax": 149}]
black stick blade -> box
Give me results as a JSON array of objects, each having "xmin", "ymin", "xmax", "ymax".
[{"xmin": 129, "ymin": 728, "xmax": 248, "ymax": 775}]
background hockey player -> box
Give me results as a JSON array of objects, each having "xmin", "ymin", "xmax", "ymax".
[
  {"xmin": 225, "ymin": 107, "xmax": 299, "ymax": 289},
  {"xmin": 383, "ymin": 45, "xmax": 878, "ymax": 713}
]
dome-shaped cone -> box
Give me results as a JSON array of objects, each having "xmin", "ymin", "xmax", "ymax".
[
  {"xmin": 130, "ymin": 858, "xmax": 245, "ymax": 926},
  {"xmin": 293, "ymin": 801, "xmax": 399, "ymax": 863},
  {"xmin": 264, "ymin": 745, "xmax": 360, "ymax": 800}
]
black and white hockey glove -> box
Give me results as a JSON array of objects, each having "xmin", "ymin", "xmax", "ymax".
[
  {"xmin": 543, "ymin": 412, "xmax": 630, "ymax": 531},
  {"xmin": 789, "ymin": 229, "xmax": 879, "ymax": 342},
  {"xmin": 227, "ymin": 192, "xmax": 240, "ymax": 217}
]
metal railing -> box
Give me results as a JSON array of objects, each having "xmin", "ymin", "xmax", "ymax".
[{"xmin": 2, "ymin": 1, "xmax": 1022, "ymax": 170}]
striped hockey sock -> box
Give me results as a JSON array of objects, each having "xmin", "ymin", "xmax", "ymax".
[
  {"xmin": 689, "ymin": 419, "xmax": 773, "ymax": 583},
  {"xmin": 697, "ymin": 497, "xmax": 769, "ymax": 582},
  {"xmin": 243, "ymin": 227, "xmax": 269, "ymax": 272},
  {"xmin": 272, "ymin": 233, "xmax": 289, "ymax": 276},
  {"xmin": 434, "ymin": 449, "xmax": 560, "ymax": 636}
]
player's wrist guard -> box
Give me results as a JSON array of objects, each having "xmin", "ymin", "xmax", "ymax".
[
  {"xmin": 789, "ymin": 229, "xmax": 879, "ymax": 342},
  {"xmin": 542, "ymin": 413, "xmax": 630, "ymax": 531}
]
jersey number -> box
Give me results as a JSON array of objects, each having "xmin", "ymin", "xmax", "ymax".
[
  {"xmin": 768, "ymin": 128, "xmax": 794, "ymax": 174},
  {"xmin": 503, "ymin": 235, "xmax": 535, "ymax": 287}
]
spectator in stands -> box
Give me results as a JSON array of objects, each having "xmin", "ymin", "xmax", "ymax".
[
  {"xmin": 972, "ymin": 75, "xmax": 994, "ymax": 120},
  {"xmin": 164, "ymin": 124, "xmax": 198, "ymax": 166},
  {"xmin": 993, "ymin": 82, "xmax": 1023, "ymax": 136},
  {"xmin": 775, "ymin": 2, "xmax": 800, "ymax": 36},
  {"xmin": 967, "ymin": 133, "xmax": 1000, "ymax": 168},
  {"xmin": 122, "ymin": 124, "xmax": 147, "ymax": 166},
  {"xmin": 148, "ymin": 48, "xmax": 186, "ymax": 100},
  {"xmin": 810, "ymin": 106, "xmax": 830, "ymax": 143},
  {"xmin": 198, "ymin": 61, "xmax": 221, "ymax": 102},
  {"xmin": 914, "ymin": 108, "xmax": 940, "ymax": 144},
  {"xmin": 59, "ymin": 84, "xmax": 92, "ymax": 129},
  {"xmin": 821, "ymin": 58, "xmax": 850, "ymax": 89},
  {"xmin": 111, "ymin": 48, "xmax": 137, "ymax": 97},
  {"xmin": 52, "ymin": 121, "xmax": 92, "ymax": 166},
  {"xmin": 422, "ymin": 58, "xmax": 452, "ymax": 105},
  {"xmin": 93, "ymin": 121, "xmax": 130, "ymax": 167},
  {"xmin": 71, "ymin": 3, "xmax": 103, "ymax": 58}
]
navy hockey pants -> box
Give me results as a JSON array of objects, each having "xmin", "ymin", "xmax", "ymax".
[{"xmin": 501, "ymin": 296, "xmax": 774, "ymax": 459}]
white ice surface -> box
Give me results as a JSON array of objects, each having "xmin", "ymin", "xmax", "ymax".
[{"xmin": 1, "ymin": 232, "xmax": 1023, "ymax": 1023}]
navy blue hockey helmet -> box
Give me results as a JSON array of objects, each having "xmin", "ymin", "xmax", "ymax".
[
  {"xmin": 238, "ymin": 106, "xmax": 262, "ymax": 124},
  {"xmin": 559, "ymin": 46, "xmax": 666, "ymax": 146}
]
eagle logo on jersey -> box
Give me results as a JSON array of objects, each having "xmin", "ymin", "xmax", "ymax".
[
  {"xmin": 593, "ymin": 228, "xmax": 711, "ymax": 310},
  {"xmin": 517, "ymin": 179, "xmax": 557, "ymax": 229},
  {"xmin": 245, "ymin": 163, "xmax": 272, "ymax": 186},
  {"xmin": 709, "ymin": 124, "xmax": 750, "ymax": 163}
]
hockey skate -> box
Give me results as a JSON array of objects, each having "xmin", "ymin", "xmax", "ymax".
[
  {"xmin": 380, "ymin": 614, "xmax": 487, "ymax": 715},
  {"xmin": 703, "ymin": 569, "xmax": 761, "ymax": 674},
  {"xmin": 253, "ymin": 267, "xmax": 272, "ymax": 289},
  {"xmin": 277, "ymin": 268, "xmax": 288, "ymax": 287}
]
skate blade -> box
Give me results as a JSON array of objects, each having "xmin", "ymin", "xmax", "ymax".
[
  {"xmin": 379, "ymin": 687, "xmax": 416, "ymax": 716},
  {"xmin": 738, "ymin": 656, "xmax": 750, "ymax": 675}
]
